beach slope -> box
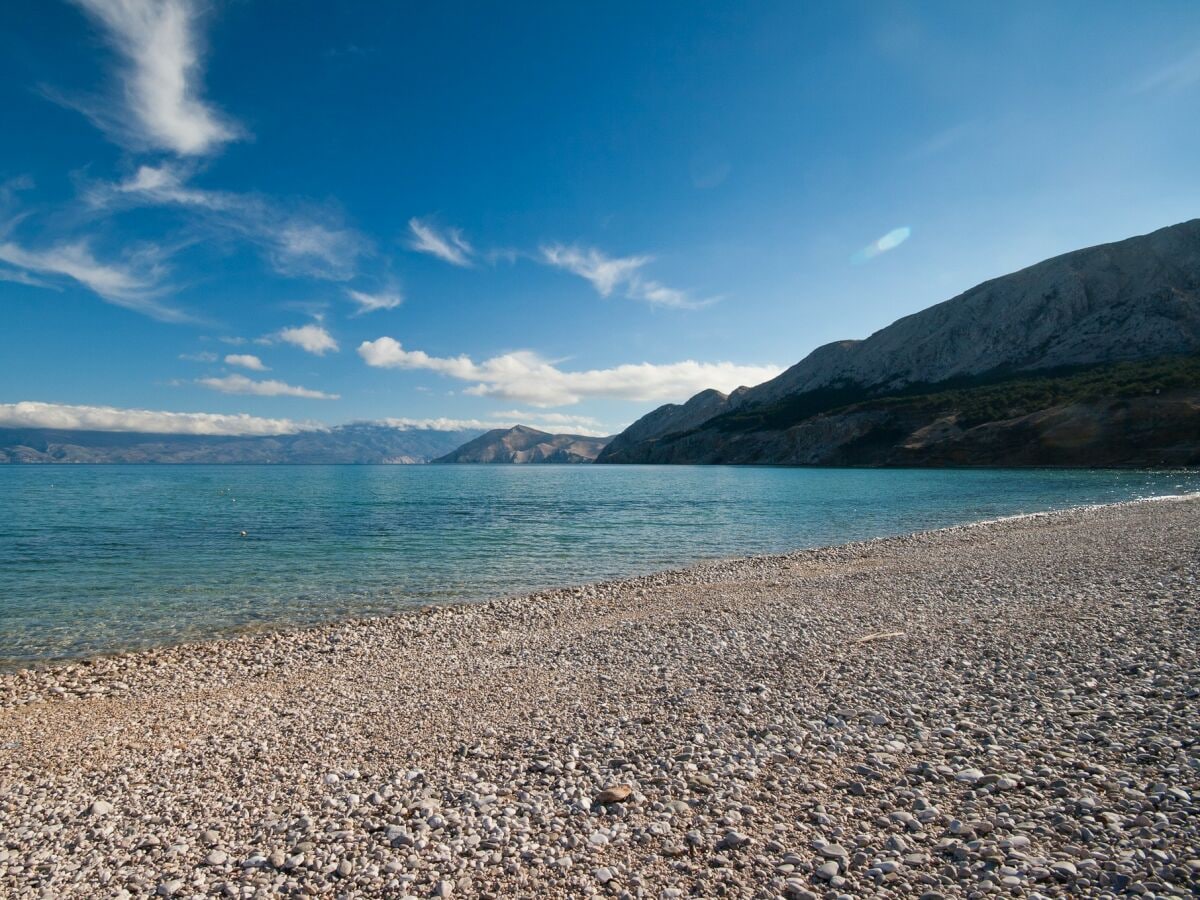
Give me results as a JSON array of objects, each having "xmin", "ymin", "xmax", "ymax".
[{"xmin": 1, "ymin": 497, "xmax": 1198, "ymax": 898}]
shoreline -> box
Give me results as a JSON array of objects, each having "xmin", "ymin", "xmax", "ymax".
[
  {"xmin": 2, "ymin": 490, "xmax": 1196, "ymax": 685},
  {"xmin": 1, "ymin": 495, "xmax": 1197, "ymax": 898}
]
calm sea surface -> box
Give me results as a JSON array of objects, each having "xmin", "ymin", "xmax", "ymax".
[{"xmin": 1, "ymin": 465, "xmax": 1197, "ymax": 668}]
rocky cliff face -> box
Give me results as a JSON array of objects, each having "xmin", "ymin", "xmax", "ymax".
[
  {"xmin": 432, "ymin": 425, "xmax": 610, "ymax": 464},
  {"xmin": 599, "ymin": 220, "xmax": 1200, "ymax": 466}
]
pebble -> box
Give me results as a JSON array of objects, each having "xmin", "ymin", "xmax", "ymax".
[{"xmin": 0, "ymin": 497, "xmax": 1196, "ymax": 899}]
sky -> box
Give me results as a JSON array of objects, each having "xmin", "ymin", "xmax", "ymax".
[{"xmin": 1, "ymin": 0, "xmax": 1198, "ymax": 437}]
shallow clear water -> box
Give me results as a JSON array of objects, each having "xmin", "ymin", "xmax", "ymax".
[{"xmin": 1, "ymin": 465, "xmax": 1197, "ymax": 668}]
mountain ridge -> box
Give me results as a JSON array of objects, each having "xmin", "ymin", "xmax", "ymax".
[
  {"xmin": 0, "ymin": 424, "xmax": 484, "ymax": 464},
  {"xmin": 432, "ymin": 425, "xmax": 611, "ymax": 464},
  {"xmin": 598, "ymin": 219, "xmax": 1200, "ymax": 466}
]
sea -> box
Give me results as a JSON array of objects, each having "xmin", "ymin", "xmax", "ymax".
[{"xmin": 2, "ymin": 464, "xmax": 1197, "ymax": 669}]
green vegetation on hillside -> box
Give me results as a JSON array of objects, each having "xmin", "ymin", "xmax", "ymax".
[{"xmin": 711, "ymin": 355, "xmax": 1200, "ymax": 436}]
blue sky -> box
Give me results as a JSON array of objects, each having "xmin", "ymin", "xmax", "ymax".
[{"xmin": 1, "ymin": 0, "xmax": 1198, "ymax": 437}]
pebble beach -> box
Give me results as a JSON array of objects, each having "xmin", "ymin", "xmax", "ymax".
[{"xmin": 1, "ymin": 495, "xmax": 1197, "ymax": 899}]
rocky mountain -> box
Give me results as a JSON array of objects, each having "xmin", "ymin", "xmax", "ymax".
[
  {"xmin": 0, "ymin": 424, "xmax": 482, "ymax": 464},
  {"xmin": 432, "ymin": 425, "xmax": 611, "ymax": 463},
  {"xmin": 599, "ymin": 220, "xmax": 1200, "ymax": 466}
]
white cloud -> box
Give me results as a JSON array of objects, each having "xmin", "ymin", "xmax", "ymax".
[
  {"xmin": 224, "ymin": 353, "xmax": 267, "ymax": 371},
  {"xmin": 407, "ymin": 218, "xmax": 473, "ymax": 266},
  {"xmin": 540, "ymin": 244, "xmax": 650, "ymax": 296},
  {"xmin": 197, "ymin": 374, "xmax": 339, "ymax": 400},
  {"xmin": 626, "ymin": 277, "xmax": 715, "ymax": 310},
  {"xmin": 94, "ymin": 164, "xmax": 367, "ymax": 281},
  {"xmin": 0, "ymin": 238, "xmax": 184, "ymax": 321},
  {"xmin": 0, "ymin": 267, "xmax": 52, "ymax": 288},
  {"xmin": 346, "ymin": 288, "xmax": 403, "ymax": 314},
  {"xmin": 493, "ymin": 410, "xmax": 601, "ymax": 428},
  {"xmin": 180, "ymin": 351, "xmax": 217, "ymax": 362},
  {"xmin": 70, "ymin": 0, "xmax": 240, "ymax": 156},
  {"xmin": 358, "ymin": 336, "xmax": 781, "ymax": 407},
  {"xmin": 273, "ymin": 323, "xmax": 339, "ymax": 356},
  {"xmin": 374, "ymin": 415, "xmax": 609, "ymax": 437},
  {"xmin": 0, "ymin": 401, "xmax": 306, "ymax": 435},
  {"xmin": 540, "ymin": 243, "xmax": 710, "ymax": 308}
]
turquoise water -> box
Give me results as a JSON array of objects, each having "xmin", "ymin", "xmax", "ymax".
[{"xmin": 1, "ymin": 465, "xmax": 1197, "ymax": 669}]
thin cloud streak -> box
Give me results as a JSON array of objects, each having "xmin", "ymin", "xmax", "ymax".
[
  {"xmin": 375, "ymin": 416, "xmax": 610, "ymax": 437},
  {"xmin": 540, "ymin": 244, "xmax": 650, "ymax": 296},
  {"xmin": 1130, "ymin": 44, "xmax": 1200, "ymax": 95},
  {"xmin": 92, "ymin": 164, "xmax": 368, "ymax": 281},
  {"xmin": 358, "ymin": 336, "xmax": 781, "ymax": 407},
  {"xmin": 540, "ymin": 243, "xmax": 712, "ymax": 308},
  {"xmin": 407, "ymin": 218, "xmax": 473, "ymax": 266},
  {"xmin": 346, "ymin": 288, "xmax": 403, "ymax": 314},
  {"xmin": 0, "ymin": 401, "xmax": 307, "ymax": 435},
  {"xmin": 69, "ymin": 0, "xmax": 241, "ymax": 155},
  {"xmin": 0, "ymin": 238, "xmax": 186, "ymax": 321},
  {"xmin": 197, "ymin": 374, "xmax": 339, "ymax": 400}
]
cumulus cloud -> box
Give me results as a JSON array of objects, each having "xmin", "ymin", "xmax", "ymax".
[
  {"xmin": 407, "ymin": 218, "xmax": 473, "ymax": 266},
  {"xmin": 224, "ymin": 353, "xmax": 267, "ymax": 371},
  {"xmin": 93, "ymin": 164, "xmax": 367, "ymax": 281},
  {"xmin": 273, "ymin": 323, "xmax": 339, "ymax": 356},
  {"xmin": 0, "ymin": 401, "xmax": 307, "ymax": 435},
  {"xmin": 346, "ymin": 288, "xmax": 403, "ymax": 314},
  {"xmin": 69, "ymin": 0, "xmax": 241, "ymax": 156},
  {"xmin": 358, "ymin": 336, "xmax": 780, "ymax": 407},
  {"xmin": 0, "ymin": 238, "xmax": 184, "ymax": 321},
  {"xmin": 540, "ymin": 244, "xmax": 710, "ymax": 308},
  {"xmin": 197, "ymin": 374, "xmax": 339, "ymax": 399}
]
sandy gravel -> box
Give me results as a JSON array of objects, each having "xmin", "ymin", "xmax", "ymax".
[{"xmin": 1, "ymin": 496, "xmax": 1198, "ymax": 899}]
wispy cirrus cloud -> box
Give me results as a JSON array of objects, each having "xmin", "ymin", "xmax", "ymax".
[
  {"xmin": 224, "ymin": 353, "xmax": 267, "ymax": 371},
  {"xmin": 539, "ymin": 243, "xmax": 711, "ymax": 309},
  {"xmin": 407, "ymin": 217, "xmax": 474, "ymax": 267},
  {"xmin": 91, "ymin": 164, "xmax": 368, "ymax": 281},
  {"xmin": 346, "ymin": 287, "xmax": 403, "ymax": 314},
  {"xmin": 0, "ymin": 401, "xmax": 308, "ymax": 435},
  {"xmin": 197, "ymin": 373, "xmax": 339, "ymax": 400},
  {"xmin": 0, "ymin": 238, "xmax": 186, "ymax": 321},
  {"xmin": 179, "ymin": 351, "xmax": 217, "ymax": 362},
  {"xmin": 1130, "ymin": 44, "xmax": 1200, "ymax": 95},
  {"xmin": 540, "ymin": 244, "xmax": 650, "ymax": 296},
  {"xmin": 358, "ymin": 336, "xmax": 780, "ymax": 407},
  {"xmin": 271, "ymin": 323, "xmax": 339, "ymax": 356},
  {"xmin": 67, "ymin": 0, "xmax": 241, "ymax": 156}
]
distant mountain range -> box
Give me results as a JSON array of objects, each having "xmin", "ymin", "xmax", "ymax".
[
  {"xmin": 0, "ymin": 424, "xmax": 482, "ymax": 464},
  {"xmin": 432, "ymin": 425, "xmax": 611, "ymax": 463},
  {"xmin": 599, "ymin": 220, "xmax": 1200, "ymax": 466}
]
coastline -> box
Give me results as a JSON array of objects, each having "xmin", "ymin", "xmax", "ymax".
[
  {"xmin": 2, "ymin": 490, "xmax": 1195, "ymax": 686},
  {"xmin": 1, "ymin": 495, "xmax": 1197, "ymax": 897}
]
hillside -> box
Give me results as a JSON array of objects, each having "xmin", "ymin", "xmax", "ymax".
[
  {"xmin": 0, "ymin": 424, "xmax": 482, "ymax": 464},
  {"xmin": 599, "ymin": 220, "xmax": 1200, "ymax": 466},
  {"xmin": 432, "ymin": 425, "xmax": 610, "ymax": 464}
]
